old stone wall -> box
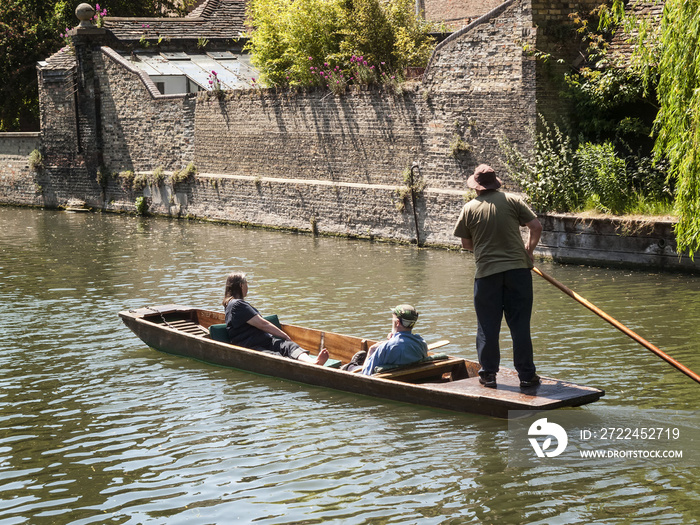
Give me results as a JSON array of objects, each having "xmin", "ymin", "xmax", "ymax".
[
  {"xmin": 0, "ymin": 0, "xmax": 532, "ymax": 245},
  {"xmin": 0, "ymin": 133, "xmax": 42, "ymax": 206},
  {"xmin": 423, "ymin": 0, "xmax": 505, "ymax": 29},
  {"xmin": 97, "ymin": 47, "xmax": 197, "ymax": 172},
  {"xmin": 539, "ymin": 214, "xmax": 699, "ymax": 273}
]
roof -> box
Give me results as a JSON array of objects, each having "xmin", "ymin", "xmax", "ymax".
[
  {"xmin": 127, "ymin": 50, "xmax": 257, "ymax": 90},
  {"xmin": 103, "ymin": 0, "xmax": 247, "ymax": 42}
]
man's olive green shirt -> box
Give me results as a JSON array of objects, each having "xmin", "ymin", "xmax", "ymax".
[{"xmin": 453, "ymin": 190, "xmax": 537, "ymax": 279}]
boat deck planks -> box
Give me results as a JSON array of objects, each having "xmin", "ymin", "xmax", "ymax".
[{"xmin": 119, "ymin": 304, "xmax": 605, "ymax": 418}]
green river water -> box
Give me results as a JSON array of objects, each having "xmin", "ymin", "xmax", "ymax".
[{"xmin": 0, "ymin": 206, "xmax": 698, "ymax": 524}]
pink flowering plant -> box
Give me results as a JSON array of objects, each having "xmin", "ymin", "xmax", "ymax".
[
  {"xmin": 92, "ymin": 4, "xmax": 107, "ymax": 28},
  {"xmin": 208, "ymin": 70, "xmax": 224, "ymax": 98},
  {"xmin": 308, "ymin": 61, "xmax": 348, "ymax": 94},
  {"xmin": 304, "ymin": 55, "xmax": 403, "ymax": 94}
]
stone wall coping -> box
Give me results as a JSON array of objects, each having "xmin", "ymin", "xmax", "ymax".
[
  {"xmin": 185, "ymin": 172, "xmax": 469, "ymax": 196},
  {"xmin": 545, "ymin": 212, "xmax": 678, "ymax": 227},
  {"xmin": 0, "ymin": 132, "xmax": 41, "ymax": 138}
]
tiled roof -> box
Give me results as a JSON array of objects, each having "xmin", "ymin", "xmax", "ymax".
[
  {"xmin": 608, "ymin": 1, "xmax": 664, "ymax": 65},
  {"xmin": 37, "ymin": 46, "xmax": 77, "ymax": 72},
  {"xmin": 103, "ymin": 0, "xmax": 247, "ymax": 42}
]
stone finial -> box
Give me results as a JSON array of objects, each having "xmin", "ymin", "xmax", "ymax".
[{"xmin": 75, "ymin": 3, "xmax": 96, "ymax": 28}]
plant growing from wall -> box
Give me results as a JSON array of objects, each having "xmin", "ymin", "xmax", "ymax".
[
  {"xmin": 170, "ymin": 162, "xmax": 197, "ymax": 185},
  {"xmin": 92, "ymin": 4, "xmax": 107, "ymax": 28},
  {"xmin": 208, "ymin": 71, "xmax": 224, "ymax": 99},
  {"xmin": 449, "ymin": 134, "xmax": 471, "ymax": 157},
  {"xmin": 117, "ymin": 170, "xmax": 135, "ymax": 191},
  {"xmin": 28, "ymin": 149, "xmax": 43, "ymax": 172},
  {"xmin": 394, "ymin": 164, "xmax": 425, "ymax": 212},
  {"xmin": 135, "ymin": 196, "xmax": 148, "ymax": 215},
  {"xmin": 152, "ymin": 166, "xmax": 165, "ymax": 185}
]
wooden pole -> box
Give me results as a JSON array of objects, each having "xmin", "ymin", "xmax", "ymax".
[{"xmin": 532, "ymin": 266, "xmax": 700, "ymax": 385}]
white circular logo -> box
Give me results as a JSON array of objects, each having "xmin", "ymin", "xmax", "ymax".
[{"xmin": 528, "ymin": 417, "xmax": 568, "ymax": 457}]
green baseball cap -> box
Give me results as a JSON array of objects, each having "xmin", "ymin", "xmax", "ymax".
[{"xmin": 391, "ymin": 304, "xmax": 419, "ymax": 323}]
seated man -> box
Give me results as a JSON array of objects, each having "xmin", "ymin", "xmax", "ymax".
[{"xmin": 360, "ymin": 304, "xmax": 428, "ymax": 375}]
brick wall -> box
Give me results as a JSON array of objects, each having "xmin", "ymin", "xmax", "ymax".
[
  {"xmin": 423, "ymin": 0, "xmax": 506, "ymax": 29},
  {"xmin": 0, "ymin": 133, "xmax": 42, "ymax": 206},
  {"xmin": 1, "ymin": 0, "xmax": 540, "ymax": 245}
]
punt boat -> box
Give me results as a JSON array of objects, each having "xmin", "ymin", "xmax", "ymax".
[{"xmin": 119, "ymin": 304, "xmax": 605, "ymax": 418}]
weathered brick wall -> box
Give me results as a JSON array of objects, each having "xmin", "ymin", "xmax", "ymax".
[
  {"xmin": 0, "ymin": 133, "xmax": 43, "ymax": 206},
  {"xmin": 424, "ymin": 0, "xmax": 506, "ymax": 28},
  {"xmin": 193, "ymin": 87, "xmax": 429, "ymax": 187},
  {"xmin": 0, "ymin": 0, "xmax": 534, "ymax": 246},
  {"xmin": 423, "ymin": 0, "xmax": 536, "ymax": 181},
  {"xmin": 531, "ymin": 0, "xmax": 606, "ymax": 126},
  {"xmin": 96, "ymin": 48, "xmax": 197, "ymax": 172}
]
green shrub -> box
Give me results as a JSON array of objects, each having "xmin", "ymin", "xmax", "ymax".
[
  {"xmin": 245, "ymin": 0, "xmax": 434, "ymax": 90},
  {"xmin": 501, "ymin": 117, "xmax": 673, "ymax": 216},
  {"xmin": 135, "ymin": 196, "xmax": 148, "ymax": 215},
  {"xmin": 28, "ymin": 149, "xmax": 43, "ymax": 172},
  {"xmin": 500, "ymin": 119, "xmax": 582, "ymax": 212},
  {"xmin": 576, "ymin": 141, "xmax": 628, "ymax": 214}
]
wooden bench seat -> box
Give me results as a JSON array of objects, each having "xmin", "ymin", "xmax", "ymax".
[{"xmin": 373, "ymin": 356, "xmax": 470, "ymax": 383}]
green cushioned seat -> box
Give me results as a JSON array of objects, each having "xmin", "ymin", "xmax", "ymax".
[
  {"xmin": 210, "ymin": 314, "xmax": 281, "ymax": 343},
  {"xmin": 263, "ymin": 314, "xmax": 282, "ymax": 329},
  {"xmin": 324, "ymin": 358, "xmax": 342, "ymax": 368},
  {"xmin": 209, "ymin": 323, "xmax": 228, "ymax": 342}
]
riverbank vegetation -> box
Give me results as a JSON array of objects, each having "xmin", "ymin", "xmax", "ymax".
[
  {"xmin": 502, "ymin": 0, "xmax": 699, "ymax": 258},
  {"xmin": 3, "ymin": 0, "xmax": 698, "ymax": 257}
]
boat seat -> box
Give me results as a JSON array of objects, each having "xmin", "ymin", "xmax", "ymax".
[
  {"xmin": 373, "ymin": 353, "xmax": 449, "ymax": 374},
  {"xmin": 209, "ymin": 314, "xmax": 282, "ymax": 342},
  {"xmin": 209, "ymin": 324, "xmax": 229, "ymax": 342},
  {"xmin": 373, "ymin": 354, "xmax": 468, "ymax": 382}
]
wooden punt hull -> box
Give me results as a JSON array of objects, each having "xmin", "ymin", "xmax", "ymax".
[{"xmin": 118, "ymin": 304, "xmax": 605, "ymax": 419}]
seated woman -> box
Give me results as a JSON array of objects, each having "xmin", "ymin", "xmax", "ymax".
[{"xmin": 223, "ymin": 272, "xmax": 329, "ymax": 365}]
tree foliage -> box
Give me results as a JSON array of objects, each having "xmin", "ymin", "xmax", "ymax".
[
  {"xmin": 0, "ymin": 0, "xmax": 195, "ymax": 131},
  {"xmin": 617, "ymin": 0, "xmax": 700, "ymax": 258},
  {"xmin": 245, "ymin": 0, "xmax": 435, "ymax": 88}
]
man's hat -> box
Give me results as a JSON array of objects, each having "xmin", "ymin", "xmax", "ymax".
[
  {"xmin": 467, "ymin": 164, "xmax": 502, "ymax": 191},
  {"xmin": 392, "ymin": 304, "xmax": 419, "ymax": 327}
]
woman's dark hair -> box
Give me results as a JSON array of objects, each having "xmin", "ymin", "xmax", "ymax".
[{"xmin": 223, "ymin": 272, "xmax": 247, "ymax": 307}]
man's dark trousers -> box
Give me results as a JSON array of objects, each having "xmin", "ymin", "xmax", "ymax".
[{"xmin": 473, "ymin": 268, "xmax": 537, "ymax": 381}]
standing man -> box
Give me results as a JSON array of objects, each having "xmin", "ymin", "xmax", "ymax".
[{"xmin": 453, "ymin": 164, "xmax": 543, "ymax": 389}]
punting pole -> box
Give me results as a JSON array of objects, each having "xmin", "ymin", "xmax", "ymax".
[{"xmin": 532, "ymin": 266, "xmax": 700, "ymax": 385}]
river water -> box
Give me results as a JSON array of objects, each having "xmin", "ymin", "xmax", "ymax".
[{"xmin": 1, "ymin": 207, "xmax": 698, "ymax": 524}]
